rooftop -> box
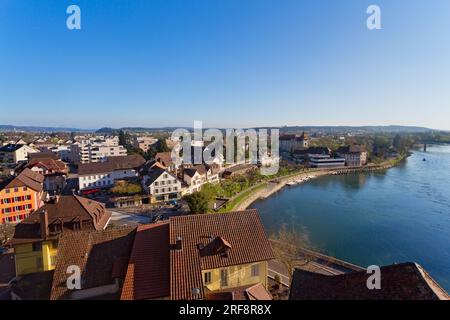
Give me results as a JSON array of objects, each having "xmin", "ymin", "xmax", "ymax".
[
  {"xmin": 170, "ymin": 209, "xmax": 274, "ymax": 300},
  {"xmin": 289, "ymin": 262, "xmax": 449, "ymax": 300},
  {"xmin": 0, "ymin": 167, "xmax": 44, "ymax": 192},
  {"xmin": 78, "ymin": 154, "xmax": 145, "ymax": 175},
  {"xmin": 50, "ymin": 226, "xmax": 136, "ymax": 300},
  {"xmin": 120, "ymin": 222, "xmax": 170, "ymax": 300},
  {"xmin": 11, "ymin": 195, "xmax": 111, "ymax": 244}
]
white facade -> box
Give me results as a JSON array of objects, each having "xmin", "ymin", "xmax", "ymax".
[
  {"xmin": 183, "ymin": 167, "xmax": 219, "ymax": 194},
  {"xmin": 0, "ymin": 144, "xmax": 39, "ymax": 164},
  {"xmin": 143, "ymin": 171, "xmax": 182, "ymax": 202},
  {"xmin": 78, "ymin": 168, "xmax": 139, "ymax": 190},
  {"xmin": 50, "ymin": 145, "xmax": 71, "ymax": 162},
  {"xmin": 71, "ymin": 137, "xmax": 127, "ymax": 164}
]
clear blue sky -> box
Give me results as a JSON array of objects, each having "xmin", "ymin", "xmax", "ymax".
[{"xmin": 1, "ymin": 0, "xmax": 449, "ymax": 130}]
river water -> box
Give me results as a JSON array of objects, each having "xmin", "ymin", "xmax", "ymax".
[{"xmin": 251, "ymin": 144, "xmax": 450, "ymax": 291}]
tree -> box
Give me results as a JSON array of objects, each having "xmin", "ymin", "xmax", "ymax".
[
  {"xmin": 270, "ymin": 225, "xmax": 315, "ymax": 283},
  {"xmin": 155, "ymin": 138, "xmax": 170, "ymax": 152},
  {"xmin": 118, "ymin": 130, "xmax": 129, "ymax": 147},
  {"xmin": 184, "ymin": 186, "xmax": 216, "ymax": 214}
]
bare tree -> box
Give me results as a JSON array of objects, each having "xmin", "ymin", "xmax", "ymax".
[
  {"xmin": 269, "ymin": 224, "xmax": 316, "ymax": 283},
  {"xmin": 0, "ymin": 223, "xmax": 15, "ymax": 246}
]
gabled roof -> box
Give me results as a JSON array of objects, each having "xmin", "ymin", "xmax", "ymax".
[
  {"xmin": 16, "ymin": 158, "xmax": 68, "ymax": 175},
  {"xmin": 144, "ymin": 167, "xmax": 166, "ymax": 185},
  {"xmin": 0, "ymin": 168, "xmax": 44, "ymax": 192},
  {"xmin": 155, "ymin": 152, "xmax": 173, "ymax": 167},
  {"xmin": 0, "ymin": 143, "xmax": 26, "ymax": 152},
  {"xmin": 289, "ymin": 262, "xmax": 449, "ymax": 300},
  {"xmin": 11, "ymin": 195, "xmax": 111, "ymax": 243},
  {"xmin": 28, "ymin": 152, "xmax": 59, "ymax": 161},
  {"xmin": 121, "ymin": 223, "xmax": 170, "ymax": 300},
  {"xmin": 183, "ymin": 165, "xmax": 207, "ymax": 178},
  {"xmin": 170, "ymin": 209, "xmax": 274, "ymax": 300},
  {"xmin": 50, "ymin": 226, "xmax": 136, "ymax": 300},
  {"xmin": 78, "ymin": 155, "xmax": 145, "ymax": 175}
]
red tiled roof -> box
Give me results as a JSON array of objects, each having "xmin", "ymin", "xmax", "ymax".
[
  {"xmin": 50, "ymin": 226, "xmax": 136, "ymax": 300},
  {"xmin": 289, "ymin": 262, "xmax": 449, "ymax": 300},
  {"xmin": 155, "ymin": 152, "xmax": 173, "ymax": 167},
  {"xmin": 170, "ymin": 210, "xmax": 274, "ymax": 300},
  {"xmin": 11, "ymin": 195, "xmax": 111, "ymax": 243},
  {"xmin": 0, "ymin": 168, "xmax": 44, "ymax": 192},
  {"xmin": 78, "ymin": 155, "xmax": 145, "ymax": 175},
  {"xmin": 121, "ymin": 222, "xmax": 170, "ymax": 300}
]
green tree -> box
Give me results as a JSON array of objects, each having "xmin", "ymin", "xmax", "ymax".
[{"xmin": 184, "ymin": 186, "xmax": 216, "ymax": 214}]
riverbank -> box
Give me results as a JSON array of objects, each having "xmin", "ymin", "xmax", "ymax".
[{"xmin": 232, "ymin": 155, "xmax": 407, "ymax": 211}]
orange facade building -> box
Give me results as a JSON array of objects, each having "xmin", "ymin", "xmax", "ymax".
[{"xmin": 0, "ymin": 168, "xmax": 44, "ymax": 224}]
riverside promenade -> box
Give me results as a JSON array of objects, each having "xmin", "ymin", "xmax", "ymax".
[{"xmin": 234, "ymin": 159, "xmax": 403, "ymax": 211}]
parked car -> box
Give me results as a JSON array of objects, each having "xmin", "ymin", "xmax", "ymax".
[{"xmin": 0, "ymin": 247, "xmax": 8, "ymax": 254}]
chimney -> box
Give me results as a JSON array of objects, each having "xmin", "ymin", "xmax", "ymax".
[
  {"xmin": 40, "ymin": 209, "xmax": 49, "ymax": 240},
  {"xmin": 175, "ymin": 236, "xmax": 182, "ymax": 251}
]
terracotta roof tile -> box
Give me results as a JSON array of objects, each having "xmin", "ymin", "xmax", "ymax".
[
  {"xmin": 50, "ymin": 226, "xmax": 136, "ymax": 300},
  {"xmin": 289, "ymin": 262, "xmax": 449, "ymax": 300},
  {"xmin": 121, "ymin": 222, "xmax": 170, "ymax": 300},
  {"xmin": 169, "ymin": 209, "xmax": 274, "ymax": 300}
]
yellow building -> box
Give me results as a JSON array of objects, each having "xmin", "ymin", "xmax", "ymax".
[
  {"xmin": 10, "ymin": 195, "xmax": 111, "ymax": 276},
  {"xmin": 120, "ymin": 210, "xmax": 275, "ymax": 300},
  {"xmin": 202, "ymin": 261, "xmax": 268, "ymax": 292}
]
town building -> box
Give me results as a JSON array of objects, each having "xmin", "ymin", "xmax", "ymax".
[
  {"xmin": 120, "ymin": 209, "xmax": 274, "ymax": 300},
  {"xmin": 183, "ymin": 164, "xmax": 220, "ymax": 194},
  {"xmin": 10, "ymin": 195, "xmax": 111, "ymax": 276},
  {"xmin": 279, "ymin": 132, "xmax": 309, "ymax": 153},
  {"xmin": 222, "ymin": 164, "xmax": 256, "ymax": 179},
  {"xmin": 50, "ymin": 226, "xmax": 135, "ymax": 300},
  {"xmin": 142, "ymin": 167, "xmax": 182, "ymax": 203},
  {"xmin": 70, "ymin": 136, "xmax": 127, "ymax": 164},
  {"xmin": 0, "ymin": 168, "xmax": 45, "ymax": 224},
  {"xmin": 289, "ymin": 262, "xmax": 449, "ymax": 300},
  {"xmin": 78, "ymin": 155, "xmax": 145, "ymax": 191},
  {"xmin": 132, "ymin": 136, "xmax": 158, "ymax": 153},
  {"xmin": 337, "ymin": 145, "xmax": 368, "ymax": 167},
  {"xmin": 49, "ymin": 145, "xmax": 71, "ymax": 162},
  {"xmin": 15, "ymin": 156, "xmax": 68, "ymax": 194},
  {"xmin": 292, "ymin": 147, "xmax": 346, "ymax": 168},
  {"xmin": 154, "ymin": 152, "xmax": 177, "ymax": 173},
  {"xmin": 0, "ymin": 143, "xmax": 39, "ymax": 165}
]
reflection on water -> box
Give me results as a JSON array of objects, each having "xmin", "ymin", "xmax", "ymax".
[{"xmin": 251, "ymin": 144, "xmax": 450, "ymax": 291}]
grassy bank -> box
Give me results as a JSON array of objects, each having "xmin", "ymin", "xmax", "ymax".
[{"xmin": 219, "ymin": 183, "xmax": 268, "ymax": 212}]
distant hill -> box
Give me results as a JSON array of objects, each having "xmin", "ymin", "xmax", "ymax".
[
  {"xmin": 272, "ymin": 125, "xmax": 434, "ymax": 134},
  {"xmin": 0, "ymin": 124, "xmax": 436, "ymax": 134},
  {"xmin": 0, "ymin": 125, "xmax": 94, "ymax": 133}
]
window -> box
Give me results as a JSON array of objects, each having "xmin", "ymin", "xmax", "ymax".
[
  {"xmin": 163, "ymin": 174, "xmax": 168, "ymax": 179},
  {"xmin": 204, "ymin": 272, "xmax": 212, "ymax": 285},
  {"xmin": 5, "ymin": 189, "xmax": 10, "ymax": 194},
  {"xmin": 251, "ymin": 264, "xmax": 260, "ymax": 277},
  {"xmin": 14, "ymin": 187, "xmax": 19, "ymax": 193},
  {"xmin": 50, "ymin": 255, "xmax": 57, "ymax": 266},
  {"xmin": 23, "ymin": 187, "xmax": 27, "ymax": 191},
  {"xmin": 32, "ymin": 242, "xmax": 43, "ymax": 252},
  {"xmin": 220, "ymin": 269, "xmax": 229, "ymax": 287}
]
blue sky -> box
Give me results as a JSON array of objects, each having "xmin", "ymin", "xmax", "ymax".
[{"xmin": 1, "ymin": 0, "xmax": 450, "ymax": 129}]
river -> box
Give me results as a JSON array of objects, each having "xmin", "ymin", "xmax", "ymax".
[{"xmin": 251, "ymin": 144, "xmax": 450, "ymax": 291}]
